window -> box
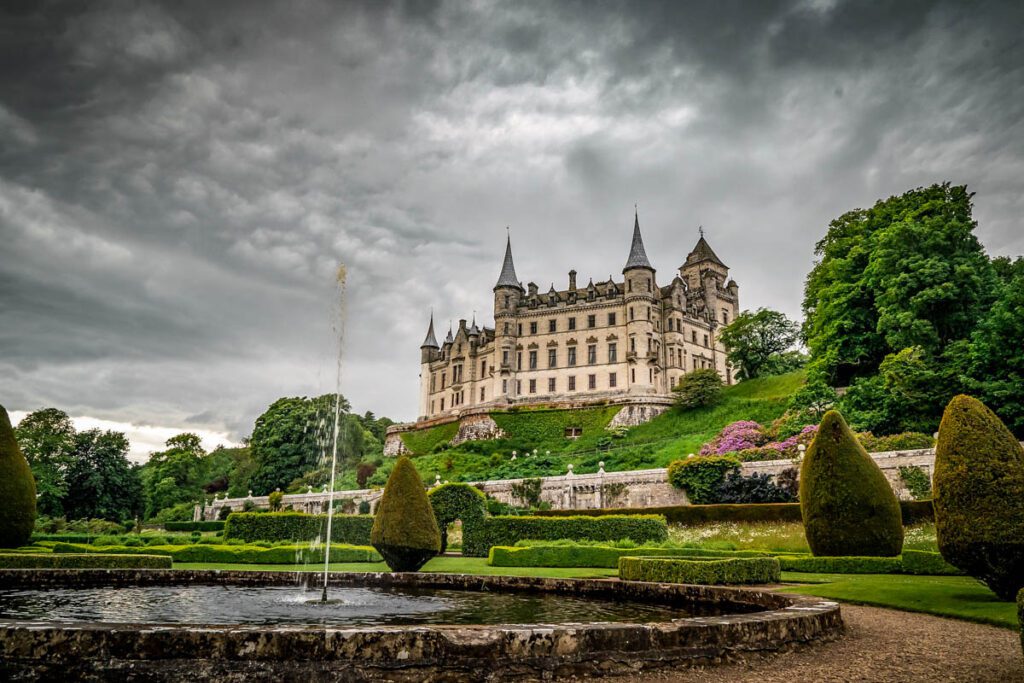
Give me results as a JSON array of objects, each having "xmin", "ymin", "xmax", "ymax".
[
  {"xmin": 628, "ymin": 280, "xmax": 633, "ymax": 292},
  {"xmin": 518, "ymin": 324, "xmax": 523, "ymax": 335},
  {"xmin": 502, "ymin": 379, "xmax": 508, "ymax": 393},
  {"xmin": 504, "ymin": 295, "xmax": 510, "ymax": 307},
  {"xmin": 587, "ymin": 344, "xmax": 597, "ymax": 365},
  {"xmin": 441, "ymin": 372, "xmax": 446, "ymax": 389},
  {"xmin": 548, "ymin": 377, "xmax": 556, "ymax": 392},
  {"xmin": 548, "ymin": 319, "xmax": 557, "ymax": 333},
  {"xmin": 568, "ymin": 376, "xmax": 576, "ymax": 391},
  {"xmin": 481, "ymin": 360, "xmax": 487, "ymax": 375},
  {"xmin": 704, "ymin": 334, "xmax": 709, "ymax": 347},
  {"xmin": 608, "ymin": 342, "xmax": 617, "ymax": 362},
  {"xmin": 504, "ymin": 322, "xmax": 510, "ymax": 334},
  {"xmin": 631, "ymin": 369, "xmax": 635, "ymax": 383},
  {"xmin": 608, "ymin": 312, "xmax": 616, "ymax": 326},
  {"xmin": 529, "ymin": 379, "xmax": 537, "ymax": 394},
  {"xmin": 722, "ymin": 309, "xmax": 729, "ymax": 324},
  {"xmin": 630, "ymin": 337, "xmax": 636, "ymax": 352},
  {"xmin": 517, "ymin": 351, "xmax": 522, "ymax": 369},
  {"xmin": 430, "ymin": 373, "xmax": 436, "ymax": 392},
  {"xmin": 609, "ymin": 372, "xmax": 617, "ymax": 388},
  {"xmin": 647, "ymin": 306, "xmax": 651, "ymax": 320},
  {"xmin": 692, "ymin": 330, "xmax": 698, "ymax": 343},
  {"xmin": 629, "ymin": 307, "xmax": 634, "ymax": 321},
  {"xmin": 548, "ymin": 348, "xmax": 557, "ymax": 368},
  {"xmin": 480, "ymin": 387, "xmax": 485, "ymax": 401},
  {"xmin": 588, "ymin": 374, "xmax": 596, "ymax": 390},
  {"xmin": 647, "ymin": 278, "xmax": 651, "ymax": 292},
  {"xmin": 649, "ymin": 369, "xmax": 653, "ymax": 382},
  {"xmin": 587, "ymin": 314, "xmax": 596, "ymax": 328},
  {"xmin": 567, "ymin": 347, "xmax": 577, "ymax": 366},
  {"xmin": 502, "ymin": 349, "xmax": 509, "ymax": 366},
  {"xmin": 430, "ymin": 400, "xmax": 434, "ymax": 413},
  {"xmin": 441, "ymin": 398, "xmax": 445, "ymax": 411},
  {"xmin": 528, "ymin": 350, "xmax": 537, "ymax": 369},
  {"xmin": 516, "ymin": 380, "xmax": 522, "ymax": 394},
  {"xmin": 530, "ymin": 321, "xmax": 538, "ymax": 335},
  {"xmin": 568, "ymin": 317, "xmax": 576, "ymax": 330}
]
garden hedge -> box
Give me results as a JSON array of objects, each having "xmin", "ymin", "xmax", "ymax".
[
  {"xmin": 534, "ymin": 501, "xmax": 933, "ymax": 525},
  {"xmin": 0, "ymin": 405, "xmax": 36, "ymax": 548},
  {"xmin": 0, "ymin": 553, "xmax": 171, "ymax": 569},
  {"xmin": 224, "ymin": 512, "xmax": 373, "ymax": 544},
  {"xmin": 900, "ymin": 549, "xmax": 963, "ymax": 576},
  {"xmin": 800, "ymin": 411, "xmax": 904, "ymax": 557},
  {"xmin": 933, "ymin": 395, "xmax": 1024, "ymax": 601},
  {"xmin": 428, "ymin": 482, "xmax": 487, "ymax": 553},
  {"xmin": 52, "ymin": 542, "xmax": 380, "ymax": 564},
  {"xmin": 776, "ymin": 554, "xmax": 902, "ymax": 574},
  {"xmin": 618, "ymin": 556, "xmax": 781, "ymax": 585},
  {"xmin": 30, "ymin": 533, "xmax": 100, "ymax": 544},
  {"xmin": 164, "ymin": 521, "xmax": 225, "ymax": 532},
  {"xmin": 463, "ymin": 514, "xmax": 667, "ymax": 557},
  {"xmin": 488, "ymin": 544, "xmax": 769, "ymax": 568},
  {"xmin": 371, "ymin": 456, "xmax": 440, "ymax": 571}
]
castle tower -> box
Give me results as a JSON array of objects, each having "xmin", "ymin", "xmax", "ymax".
[
  {"xmin": 493, "ymin": 233, "xmax": 523, "ymax": 401},
  {"xmin": 680, "ymin": 229, "xmax": 735, "ymax": 328},
  {"xmin": 418, "ymin": 313, "xmax": 439, "ymax": 418},
  {"xmin": 622, "ymin": 210, "xmax": 659, "ymax": 394}
]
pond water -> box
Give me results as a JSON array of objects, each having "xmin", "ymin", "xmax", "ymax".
[{"xmin": 0, "ymin": 584, "xmax": 730, "ymax": 626}]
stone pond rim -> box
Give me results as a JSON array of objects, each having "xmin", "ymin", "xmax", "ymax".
[{"xmin": 0, "ymin": 570, "xmax": 843, "ymax": 681}]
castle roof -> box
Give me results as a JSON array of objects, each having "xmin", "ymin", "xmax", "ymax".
[
  {"xmin": 495, "ymin": 234, "xmax": 523, "ymax": 290},
  {"xmin": 468, "ymin": 316, "xmax": 480, "ymax": 336},
  {"xmin": 623, "ymin": 210, "xmax": 654, "ymax": 272},
  {"xmin": 686, "ymin": 234, "xmax": 727, "ymax": 269},
  {"xmin": 444, "ymin": 323, "xmax": 454, "ymax": 345},
  {"xmin": 421, "ymin": 313, "xmax": 439, "ymax": 348}
]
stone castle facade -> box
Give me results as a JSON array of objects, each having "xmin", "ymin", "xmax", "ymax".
[{"xmin": 415, "ymin": 213, "xmax": 739, "ymax": 422}]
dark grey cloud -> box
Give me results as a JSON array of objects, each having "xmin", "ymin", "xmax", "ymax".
[{"xmin": 2, "ymin": 0, "xmax": 1022, "ymax": 449}]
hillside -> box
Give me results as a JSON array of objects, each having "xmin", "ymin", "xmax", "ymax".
[{"xmin": 364, "ymin": 371, "xmax": 805, "ymax": 487}]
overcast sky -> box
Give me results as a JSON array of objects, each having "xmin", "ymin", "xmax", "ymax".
[{"xmin": 2, "ymin": 0, "xmax": 1022, "ymax": 460}]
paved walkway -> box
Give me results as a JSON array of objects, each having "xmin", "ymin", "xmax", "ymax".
[{"xmin": 612, "ymin": 604, "xmax": 1023, "ymax": 683}]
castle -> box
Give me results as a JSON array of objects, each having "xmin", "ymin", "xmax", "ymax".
[{"xmin": 415, "ymin": 212, "xmax": 739, "ymax": 423}]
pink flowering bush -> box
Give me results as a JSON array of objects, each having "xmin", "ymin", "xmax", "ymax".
[{"xmin": 701, "ymin": 423, "xmax": 818, "ymax": 461}]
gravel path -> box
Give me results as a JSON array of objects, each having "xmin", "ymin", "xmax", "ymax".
[{"xmin": 610, "ymin": 604, "xmax": 1023, "ymax": 683}]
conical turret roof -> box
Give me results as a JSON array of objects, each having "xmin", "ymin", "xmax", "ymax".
[
  {"xmin": 495, "ymin": 234, "xmax": 523, "ymax": 290},
  {"xmin": 444, "ymin": 323, "xmax": 454, "ymax": 345},
  {"xmin": 421, "ymin": 313, "xmax": 439, "ymax": 348},
  {"xmin": 623, "ymin": 210, "xmax": 654, "ymax": 272},
  {"xmin": 686, "ymin": 233, "xmax": 727, "ymax": 269}
]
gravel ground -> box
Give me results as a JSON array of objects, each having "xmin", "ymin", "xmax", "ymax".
[{"xmin": 609, "ymin": 604, "xmax": 1024, "ymax": 683}]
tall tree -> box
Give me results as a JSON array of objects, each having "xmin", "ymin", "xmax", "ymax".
[
  {"xmin": 63, "ymin": 429, "xmax": 142, "ymax": 522},
  {"xmin": 14, "ymin": 408, "xmax": 75, "ymax": 516},
  {"xmin": 967, "ymin": 266, "xmax": 1024, "ymax": 435},
  {"xmin": 718, "ymin": 308, "xmax": 800, "ymax": 380},
  {"xmin": 141, "ymin": 433, "xmax": 207, "ymax": 518}
]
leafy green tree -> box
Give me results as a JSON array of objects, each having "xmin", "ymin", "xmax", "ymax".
[
  {"xmin": 141, "ymin": 433, "xmax": 207, "ymax": 518},
  {"xmin": 14, "ymin": 408, "xmax": 75, "ymax": 517},
  {"xmin": 672, "ymin": 368, "xmax": 723, "ymax": 410},
  {"xmin": 63, "ymin": 429, "xmax": 142, "ymax": 522},
  {"xmin": 718, "ymin": 308, "xmax": 800, "ymax": 380}
]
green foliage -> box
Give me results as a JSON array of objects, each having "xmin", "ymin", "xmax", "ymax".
[
  {"xmin": 799, "ymin": 411, "xmax": 904, "ymax": 557},
  {"xmin": 490, "ymin": 406, "xmax": 621, "ymax": 444},
  {"xmin": 933, "ymin": 395, "xmax": 1024, "ymax": 600},
  {"xmin": 777, "ymin": 555, "xmax": 901, "ymax": 574},
  {"xmin": 0, "ymin": 553, "xmax": 171, "ymax": 569},
  {"xmin": 463, "ymin": 514, "xmax": 667, "ymax": 557},
  {"xmin": 51, "ymin": 542, "xmax": 380, "ymax": 564},
  {"xmin": 224, "ymin": 511, "xmax": 373, "ymax": 544},
  {"xmin": 859, "ymin": 432, "xmax": 935, "ymax": 452},
  {"xmin": 510, "ymin": 477, "xmax": 543, "ymax": 508},
  {"xmin": 672, "ymin": 368, "xmax": 723, "ymax": 410},
  {"xmin": 718, "ymin": 308, "xmax": 800, "ymax": 380},
  {"xmin": 164, "ymin": 521, "xmax": 225, "ymax": 532},
  {"xmin": 371, "ymin": 456, "xmax": 441, "ymax": 571},
  {"xmin": 13, "ymin": 408, "xmax": 75, "ymax": 517},
  {"xmin": 666, "ymin": 456, "xmax": 739, "ymax": 504},
  {"xmin": 0, "ymin": 406, "xmax": 36, "ymax": 548},
  {"xmin": 715, "ymin": 471, "xmax": 795, "ymax": 504},
  {"xmin": 399, "ymin": 421, "xmax": 459, "ymax": 455},
  {"xmin": 901, "ymin": 549, "xmax": 964, "ymax": 576},
  {"xmin": 489, "ymin": 544, "xmax": 770, "ymax": 569},
  {"xmin": 898, "ymin": 466, "xmax": 932, "ymax": 500},
  {"xmin": 152, "ymin": 501, "xmax": 196, "ymax": 524},
  {"xmin": 65, "ymin": 429, "xmax": 142, "ymax": 523},
  {"xmin": 428, "ymin": 483, "xmax": 487, "ymax": 553},
  {"xmin": 618, "ymin": 556, "xmax": 781, "ymax": 585},
  {"xmin": 787, "ymin": 379, "xmax": 838, "ymax": 421},
  {"xmin": 268, "ymin": 490, "xmax": 284, "ymax": 511},
  {"xmin": 1018, "ymin": 589, "xmax": 1023, "ymax": 657}
]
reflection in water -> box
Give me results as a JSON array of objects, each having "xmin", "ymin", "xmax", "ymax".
[{"xmin": 0, "ymin": 585, "xmax": 734, "ymax": 626}]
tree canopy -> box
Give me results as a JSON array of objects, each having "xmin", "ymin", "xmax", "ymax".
[{"xmin": 718, "ymin": 308, "xmax": 801, "ymax": 380}]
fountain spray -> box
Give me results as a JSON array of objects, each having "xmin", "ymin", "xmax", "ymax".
[{"xmin": 322, "ymin": 264, "xmax": 347, "ymax": 603}]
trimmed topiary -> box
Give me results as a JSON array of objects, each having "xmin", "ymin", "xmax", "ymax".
[
  {"xmin": 0, "ymin": 405, "xmax": 36, "ymax": 548},
  {"xmin": 933, "ymin": 395, "xmax": 1024, "ymax": 601},
  {"xmin": 799, "ymin": 410, "xmax": 903, "ymax": 557},
  {"xmin": 371, "ymin": 456, "xmax": 441, "ymax": 571},
  {"xmin": 428, "ymin": 482, "xmax": 487, "ymax": 554}
]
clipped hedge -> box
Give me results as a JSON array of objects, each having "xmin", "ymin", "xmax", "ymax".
[
  {"xmin": 371, "ymin": 455, "xmax": 440, "ymax": 571},
  {"xmin": 0, "ymin": 406, "xmax": 36, "ymax": 548},
  {"xmin": 619, "ymin": 556, "xmax": 781, "ymax": 585},
  {"xmin": 777, "ymin": 555, "xmax": 902, "ymax": 574},
  {"xmin": 488, "ymin": 544, "xmax": 770, "ymax": 568},
  {"xmin": 428, "ymin": 482, "xmax": 487, "ymax": 554},
  {"xmin": 901, "ymin": 549, "xmax": 964, "ymax": 576},
  {"xmin": 52, "ymin": 542, "xmax": 381, "ymax": 564},
  {"xmin": 164, "ymin": 521, "xmax": 225, "ymax": 532},
  {"xmin": 463, "ymin": 514, "xmax": 668, "ymax": 557},
  {"xmin": 0, "ymin": 553, "xmax": 171, "ymax": 569},
  {"xmin": 224, "ymin": 512, "xmax": 373, "ymax": 545},
  {"xmin": 30, "ymin": 533, "xmax": 99, "ymax": 544}
]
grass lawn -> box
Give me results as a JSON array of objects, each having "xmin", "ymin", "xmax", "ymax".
[{"xmin": 778, "ymin": 573, "xmax": 1019, "ymax": 630}]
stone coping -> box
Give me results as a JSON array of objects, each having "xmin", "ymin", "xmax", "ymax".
[{"xmin": 0, "ymin": 570, "xmax": 842, "ymax": 681}]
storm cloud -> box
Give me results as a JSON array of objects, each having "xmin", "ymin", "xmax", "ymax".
[{"xmin": 2, "ymin": 0, "xmax": 1022, "ymax": 455}]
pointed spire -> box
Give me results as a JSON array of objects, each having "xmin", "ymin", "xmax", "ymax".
[
  {"xmin": 421, "ymin": 311, "xmax": 439, "ymax": 348},
  {"xmin": 495, "ymin": 231, "xmax": 523, "ymax": 290},
  {"xmin": 445, "ymin": 321, "xmax": 454, "ymax": 344},
  {"xmin": 623, "ymin": 207, "xmax": 654, "ymax": 272},
  {"xmin": 686, "ymin": 227, "xmax": 727, "ymax": 269},
  {"xmin": 468, "ymin": 313, "xmax": 480, "ymax": 336}
]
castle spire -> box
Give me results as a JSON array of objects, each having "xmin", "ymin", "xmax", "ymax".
[
  {"xmin": 420, "ymin": 311, "xmax": 439, "ymax": 348},
  {"xmin": 686, "ymin": 227, "xmax": 727, "ymax": 269},
  {"xmin": 445, "ymin": 321, "xmax": 454, "ymax": 344},
  {"xmin": 494, "ymin": 231, "xmax": 523, "ymax": 290},
  {"xmin": 623, "ymin": 207, "xmax": 654, "ymax": 272}
]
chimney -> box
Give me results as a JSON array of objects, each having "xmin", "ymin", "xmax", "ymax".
[{"xmin": 569, "ymin": 270, "xmax": 577, "ymax": 291}]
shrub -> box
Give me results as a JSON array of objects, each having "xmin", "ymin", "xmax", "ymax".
[
  {"xmin": 667, "ymin": 456, "xmax": 740, "ymax": 504},
  {"xmin": 356, "ymin": 462, "xmax": 377, "ymax": 488},
  {"xmin": 463, "ymin": 514, "xmax": 667, "ymax": 557},
  {"xmin": 428, "ymin": 483, "xmax": 487, "ymax": 553},
  {"xmin": 859, "ymin": 431, "xmax": 935, "ymax": 452},
  {"xmin": 164, "ymin": 521, "xmax": 226, "ymax": 532},
  {"xmin": 510, "ymin": 478, "xmax": 543, "ymax": 508},
  {"xmin": 218, "ymin": 507, "xmax": 232, "ymax": 520},
  {"xmin": 488, "ymin": 544, "xmax": 770, "ymax": 568},
  {"xmin": 898, "ymin": 466, "xmax": 932, "ymax": 500},
  {"xmin": 800, "ymin": 411, "xmax": 904, "ymax": 557},
  {"xmin": 700, "ymin": 420, "xmax": 766, "ymax": 456},
  {"xmin": 672, "ymin": 368, "xmax": 724, "ymax": 410},
  {"xmin": 0, "ymin": 406, "xmax": 36, "ymax": 548},
  {"xmin": 933, "ymin": 394, "xmax": 1024, "ymax": 600},
  {"xmin": 715, "ymin": 471, "xmax": 795, "ymax": 504},
  {"xmin": 357, "ymin": 500, "xmax": 371, "ymax": 514},
  {"xmin": 777, "ymin": 555, "xmax": 901, "ymax": 574},
  {"xmin": 52, "ymin": 542, "xmax": 380, "ymax": 564},
  {"xmin": 268, "ymin": 491, "xmax": 284, "ymax": 511},
  {"xmin": 900, "ymin": 549, "xmax": 963, "ymax": 576},
  {"xmin": 0, "ymin": 553, "xmax": 171, "ymax": 569},
  {"xmin": 224, "ymin": 512, "xmax": 373, "ymax": 544},
  {"xmin": 371, "ymin": 456, "xmax": 441, "ymax": 571},
  {"xmin": 399, "ymin": 422, "xmax": 459, "ymax": 455},
  {"xmin": 618, "ymin": 556, "xmax": 780, "ymax": 585}
]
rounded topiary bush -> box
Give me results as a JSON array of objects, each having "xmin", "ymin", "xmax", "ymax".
[
  {"xmin": 428, "ymin": 482, "xmax": 487, "ymax": 554},
  {"xmin": 933, "ymin": 395, "xmax": 1024, "ymax": 601},
  {"xmin": 371, "ymin": 457, "xmax": 441, "ymax": 571},
  {"xmin": 0, "ymin": 405, "xmax": 36, "ymax": 548},
  {"xmin": 799, "ymin": 410, "xmax": 903, "ymax": 557}
]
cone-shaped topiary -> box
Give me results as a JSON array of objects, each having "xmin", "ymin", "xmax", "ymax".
[
  {"xmin": 371, "ymin": 456, "xmax": 441, "ymax": 571},
  {"xmin": 933, "ymin": 395, "xmax": 1024, "ymax": 601},
  {"xmin": 0, "ymin": 405, "xmax": 37, "ymax": 548},
  {"xmin": 800, "ymin": 410, "xmax": 903, "ymax": 557}
]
